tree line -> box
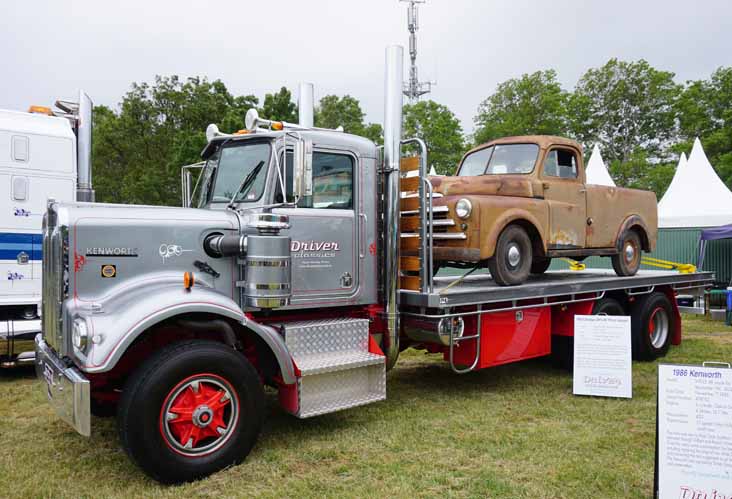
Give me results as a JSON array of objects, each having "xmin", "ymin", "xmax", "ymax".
[{"xmin": 92, "ymin": 60, "xmax": 732, "ymax": 206}]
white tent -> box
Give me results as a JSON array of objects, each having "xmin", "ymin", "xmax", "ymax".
[
  {"xmin": 585, "ymin": 144, "xmax": 615, "ymax": 186},
  {"xmin": 658, "ymin": 138, "xmax": 732, "ymax": 228}
]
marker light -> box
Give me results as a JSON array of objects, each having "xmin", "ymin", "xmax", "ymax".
[
  {"xmin": 183, "ymin": 272, "xmax": 194, "ymax": 290},
  {"xmin": 271, "ymin": 121, "xmax": 284, "ymax": 131},
  {"xmin": 28, "ymin": 105, "xmax": 52, "ymax": 115},
  {"xmin": 455, "ymin": 198, "xmax": 472, "ymax": 219}
]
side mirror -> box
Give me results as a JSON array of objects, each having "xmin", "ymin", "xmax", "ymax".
[
  {"xmin": 292, "ymin": 138, "xmax": 313, "ymax": 200},
  {"xmin": 181, "ymin": 169, "xmax": 193, "ymax": 207},
  {"xmin": 180, "ymin": 162, "xmax": 205, "ymax": 208}
]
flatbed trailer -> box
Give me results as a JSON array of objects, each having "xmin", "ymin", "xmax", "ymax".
[
  {"xmin": 402, "ymin": 269, "xmax": 714, "ymax": 308},
  {"xmin": 399, "ymin": 270, "xmax": 714, "ymax": 373}
]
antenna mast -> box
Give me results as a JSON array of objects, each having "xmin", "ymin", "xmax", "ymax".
[{"xmin": 401, "ymin": 0, "xmax": 433, "ymax": 102}]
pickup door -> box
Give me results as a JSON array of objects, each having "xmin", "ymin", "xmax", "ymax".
[{"xmin": 540, "ymin": 147, "xmax": 587, "ymax": 249}]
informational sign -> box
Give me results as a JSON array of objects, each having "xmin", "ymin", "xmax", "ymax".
[
  {"xmin": 657, "ymin": 364, "xmax": 732, "ymax": 499},
  {"xmin": 573, "ymin": 315, "xmax": 632, "ymax": 398}
]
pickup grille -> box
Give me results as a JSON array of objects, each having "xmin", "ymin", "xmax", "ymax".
[{"xmin": 41, "ymin": 208, "xmax": 67, "ymax": 353}]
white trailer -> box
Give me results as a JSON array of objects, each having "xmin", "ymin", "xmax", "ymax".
[{"xmin": 0, "ymin": 91, "xmax": 93, "ymax": 367}]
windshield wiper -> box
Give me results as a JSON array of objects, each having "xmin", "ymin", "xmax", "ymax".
[{"xmin": 227, "ymin": 160, "xmax": 265, "ymax": 209}]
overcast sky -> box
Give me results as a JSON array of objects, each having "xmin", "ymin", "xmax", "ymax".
[{"xmin": 2, "ymin": 0, "xmax": 731, "ymax": 135}]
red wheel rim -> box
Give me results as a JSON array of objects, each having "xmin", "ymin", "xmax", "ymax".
[{"xmin": 159, "ymin": 373, "xmax": 239, "ymax": 457}]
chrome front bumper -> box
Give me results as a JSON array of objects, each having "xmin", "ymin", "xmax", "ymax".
[{"xmin": 35, "ymin": 334, "xmax": 90, "ymax": 436}]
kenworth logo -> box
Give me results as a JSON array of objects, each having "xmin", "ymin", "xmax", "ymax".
[{"xmin": 85, "ymin": 247, "xmax": 139, "ymax": 257}]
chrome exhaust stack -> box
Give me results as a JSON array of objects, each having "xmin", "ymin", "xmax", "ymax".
[
  {"xmin": 298, "ymin": 82, "xmax": 314, "ymax": 128},
  {"xmin": 75, "ymin": 90, "xmax": 94, "ymax": 202},
  {"xmin": 383, "ymin": 45, "xmax": 404, "ymax": 370}
]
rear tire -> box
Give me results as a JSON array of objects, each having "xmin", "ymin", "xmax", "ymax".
[
  {"xmin": 117, "ymin": 340, "xmax": 265, "ymax": 484},
  {"xmin": 631, "ymin": 292, "xmax": 675, "ymax": 361},
  {"xmin": 530, "ymin": 257, "xmax": 551, "ymax": 275},
  {"xmin": 488, "ymin": 224, "xmax": 533, "ymax": 286},
  {"xmin": 612, "ymin": 230, "xmax": 642, "ymax": 276}
]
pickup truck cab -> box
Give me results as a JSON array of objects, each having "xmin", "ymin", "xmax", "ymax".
[{"xmin": 420, "ymin": 136, "xmax": 658, "ymax": 285}]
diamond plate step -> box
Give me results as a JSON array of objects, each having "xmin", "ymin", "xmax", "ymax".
[
  {"xmin": 298, "ymin": 364, "xmax": 385, "ymax": 418},
  {"xmin": 277, "ymin": 318, "xmax": 386, "ymax": 418},
  {"xmin": 282, "ymin": 318, "xmax": 370, "ymax": 357},
  {"xmin": 296, "ymin": 351, "xmax": 384, "ymax": 376}
]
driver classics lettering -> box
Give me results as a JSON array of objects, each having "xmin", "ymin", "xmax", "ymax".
[
  {"xmin": 290, "ymin": 240, "xmax": 340, "ymax": 258},
  {"xmin": 291, "ymin": 240, "xmax": 341, "ymax": 270},
  {"xmin": 159, "ymin": 243, "xmax": 192, "ymax": 263}
]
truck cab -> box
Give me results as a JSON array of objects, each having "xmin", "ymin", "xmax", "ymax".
[
  {"xmin": 192, "ymin": 128, "xmax": 379, "ymax": 307},
  {"xmin": 412, "ymin": 135, "xmax": 658, "ymax": 286}
]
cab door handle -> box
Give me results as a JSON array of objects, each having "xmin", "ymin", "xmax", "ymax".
[{"xmin": 359, "ymin": 213, "xmax": 367, "ymax": 258}]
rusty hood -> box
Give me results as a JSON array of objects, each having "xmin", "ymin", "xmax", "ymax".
[{"xmin": 429, "ymin": 175, "xmax": 538, "ymax": 198}]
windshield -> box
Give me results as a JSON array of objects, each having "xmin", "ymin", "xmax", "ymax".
[
  {"xmin": 209, "ymin": 142, "xmax": 271, "ymax": 203},
  {"xmin": 458, "ymin": 143, "xmax": 539, "ymax": 176}
]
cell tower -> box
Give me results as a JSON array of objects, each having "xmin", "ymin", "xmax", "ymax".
[{"xmin": 401, "ymin": 0, "xmax": 434, "ymax": 102}]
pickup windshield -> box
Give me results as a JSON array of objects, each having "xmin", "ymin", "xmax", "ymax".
[
  {"xmin": 208, "ymin": 142, "xmax": 271, "ymax": 203},
  {"xmin": 458, "ymin": 143, "xmax": 539, "ymax": 176}
]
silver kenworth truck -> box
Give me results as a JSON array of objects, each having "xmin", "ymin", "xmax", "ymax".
[{"xmin": 35, "ymin": 46, "xmax": 712, "ymax": 484}]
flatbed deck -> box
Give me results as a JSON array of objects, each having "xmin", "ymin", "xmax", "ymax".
[{"xmin": 400, "ymin": 270, "xmax": 715, "ymax": 308}]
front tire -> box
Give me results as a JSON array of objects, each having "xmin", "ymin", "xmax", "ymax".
[
  {"xmin": 612, "ymin": 230, "xmax": 642, "ymax": 276},
  {"xmin": 488, "ymin": 224, "xmax": 533, "ymax": 286},
  {"xmin": 631, "ymin": 292, "xmax": 675, "ymax": 360},
  {"xmin": 117, "ymin": 340, "xmax": 264, "ymax": 484}
]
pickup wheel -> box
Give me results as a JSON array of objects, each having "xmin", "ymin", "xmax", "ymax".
[
  {"xmin": 631, "ymin": 292, "xmax": 675, "ymax": 360},
  {"xmin": 530, "ymin": 257, "xmax": 551, "ymax": 275},
  {"xmin": 612, "ymin": 230, "xmax": 642, "ymax": 276},
  {"xmin": 117, "ymin": 340, "xmax": 264, "ymax": 484},
  {"xmin": 488, "ymin": 224, "xmax": 533, "ymax": 286}
]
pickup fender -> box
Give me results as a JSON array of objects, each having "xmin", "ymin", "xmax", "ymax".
[
  {"xmin": 71, "ymin": 277, "xmax": 296, "ymax": 383},
  {"xmin": 479, "ymin": 204, "xmax": 548, "ymax": 260},
  {"xmin": 614, "ymin": 215, "xmax": 652, "ymax": 252}
]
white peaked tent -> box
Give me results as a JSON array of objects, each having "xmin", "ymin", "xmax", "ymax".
[
  {"xmin": 658, "ymin": 138, "xmax": 732, "ymax": 228},
  {"xmin": 585, "ymin": 144, "xmax": 615, "ymax": 186}
]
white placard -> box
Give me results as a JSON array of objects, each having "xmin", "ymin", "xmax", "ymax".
[
  {"xmin": 657, "ymin": 364, "xmax": 732, "ymax": 499},
  {"xmin": 573, "ymin": 315, "xmax": 632, "ymax": 398}
]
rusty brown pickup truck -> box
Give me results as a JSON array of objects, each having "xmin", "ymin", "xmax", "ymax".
[{"xmin": 400, "ymin": 135, "xmax": 658, "ymax": 286}]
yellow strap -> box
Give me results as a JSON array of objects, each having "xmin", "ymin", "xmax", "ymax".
[
  {"xmin": 561, "ymin": 258, "xmax": 586, "ymax": 271},
  {"xmin": 641, "ymin": 256, "xmax": 696, "ymax": 274}
]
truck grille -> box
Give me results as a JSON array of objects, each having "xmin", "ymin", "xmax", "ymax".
[{"xmin": 41, "ymin": 208, "xmax": 68, "ymax": 353}]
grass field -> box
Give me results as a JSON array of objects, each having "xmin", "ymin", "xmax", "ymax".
[{"xmin": 1, "ymin": 315, "xmax": 730, "ymax": 498}]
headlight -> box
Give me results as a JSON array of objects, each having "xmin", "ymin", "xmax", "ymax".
[
  {"xmin": 455, "ymin": 198, "xmax": 472, "ymax": 219},
  {"xmin": 72, "ymin": 318, "xmax": 89, "ymax": 352}
]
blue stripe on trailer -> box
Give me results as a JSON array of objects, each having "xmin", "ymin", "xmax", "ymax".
[{"xmin": 0, "ymin": 232, "xmax": 42, "ymax": 261}]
